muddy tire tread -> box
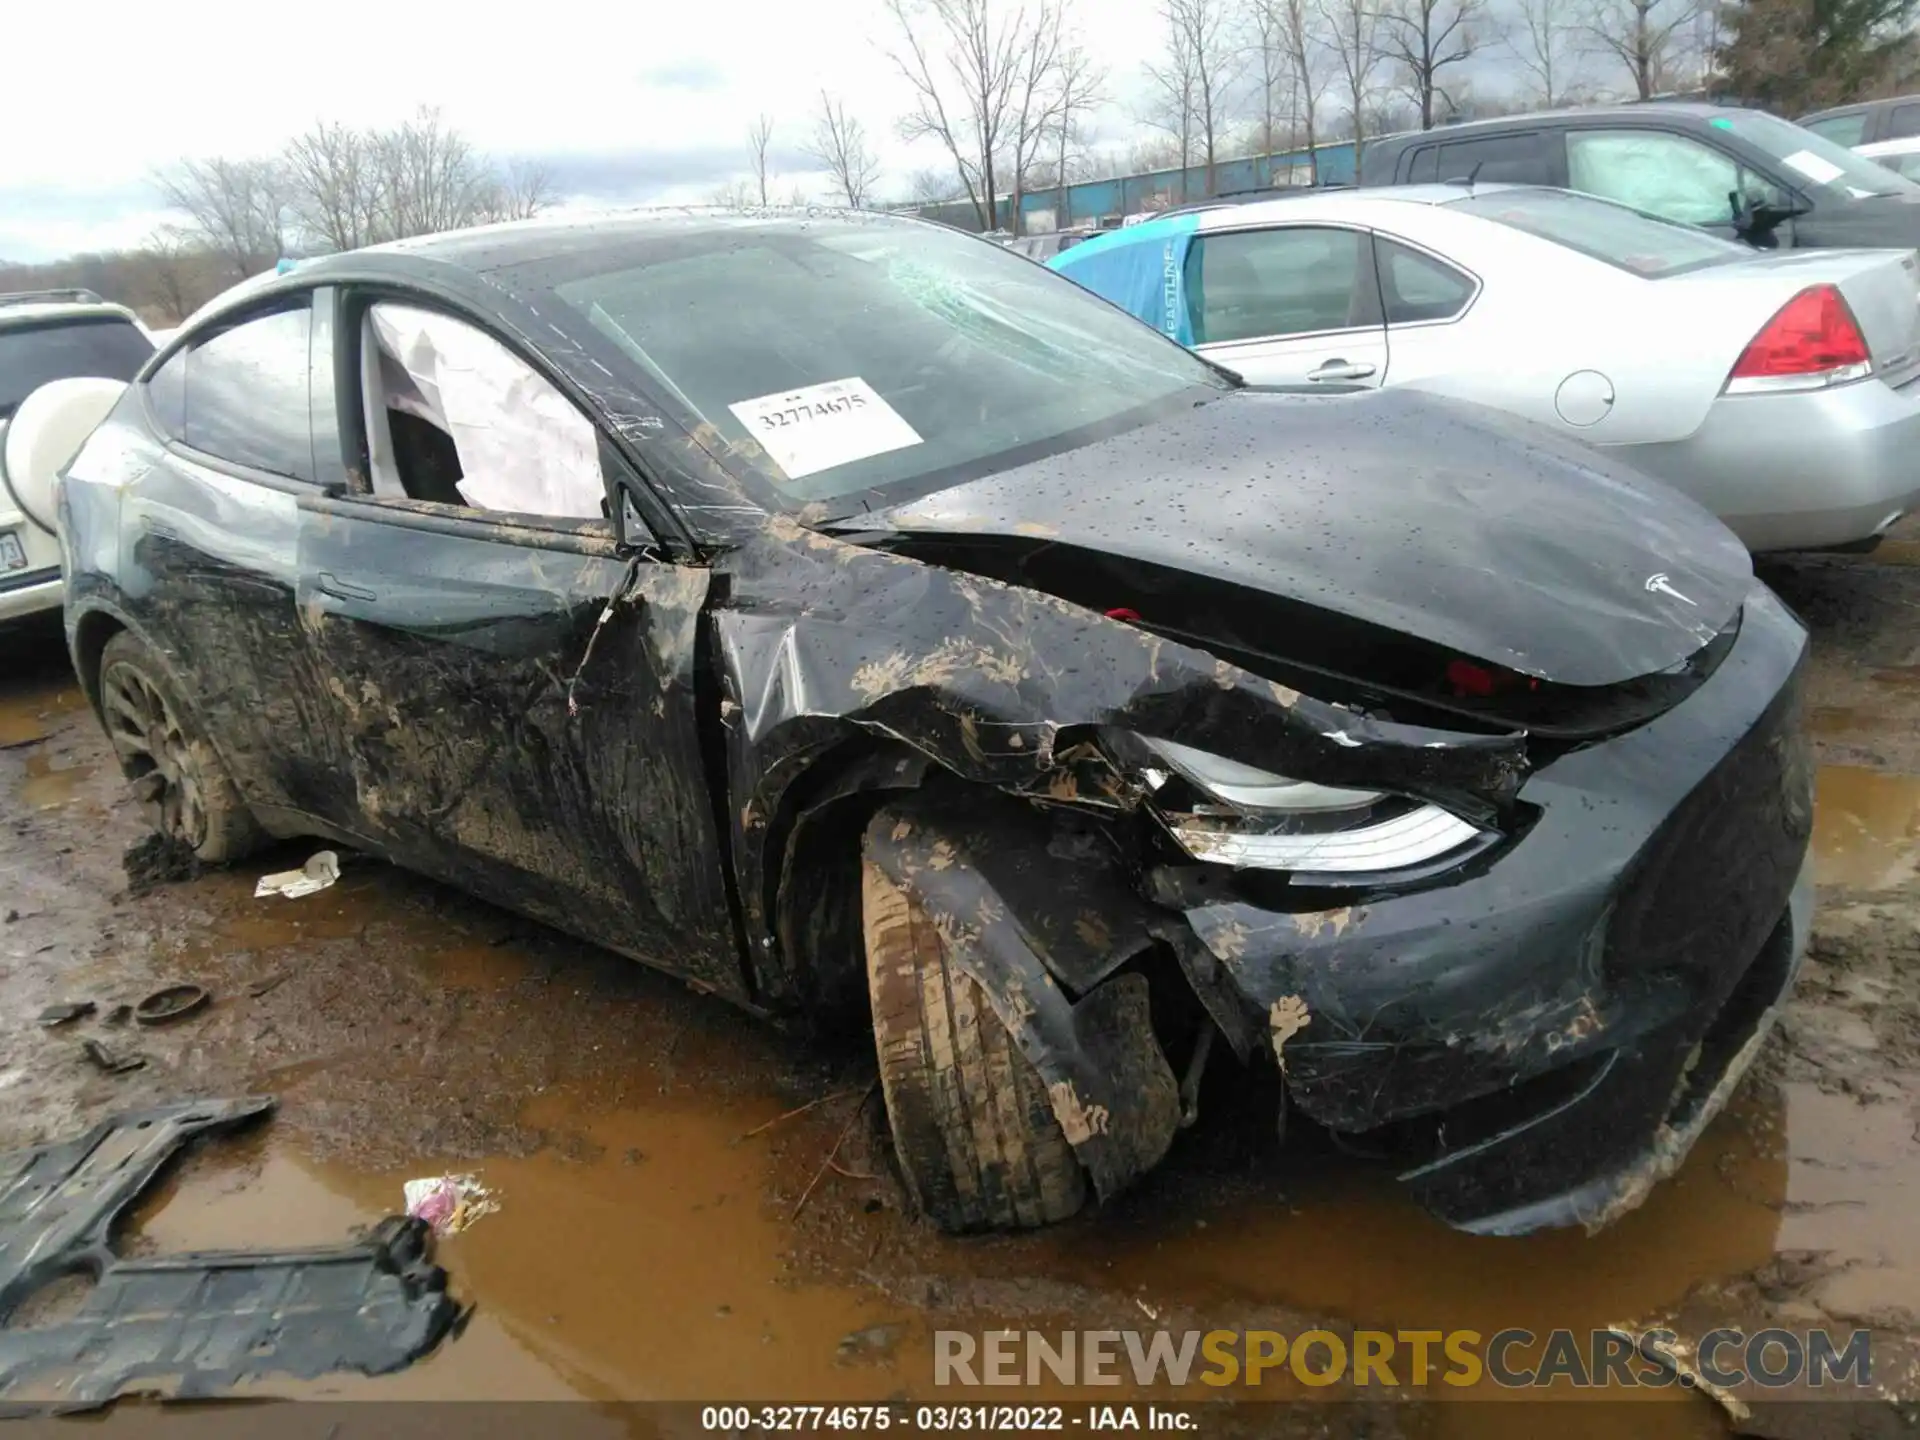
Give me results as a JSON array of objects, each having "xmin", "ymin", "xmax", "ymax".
[{"xmin": 862, "ymin": 857, "xmax": 1086, "ymax": 1232}]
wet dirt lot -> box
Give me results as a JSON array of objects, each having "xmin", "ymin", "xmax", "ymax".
[{"xmin": 4, "ymin": 538, "xmax": 1920, "ymax": 1438}]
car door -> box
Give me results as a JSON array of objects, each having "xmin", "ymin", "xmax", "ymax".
[
  {"xmin": 293, "ymin": 291, "xmax": 746, "ymax": 1000},
  {"xmin": 119, "ymin": 291, "xmax": 339, "ymax": 832},
  {"xmin": 1563, "ymin": 128, "xmax": 1795, "ymax": 244},
  {"xmin": 1185, "ymin": 223, "xmax": 1387, "ymax": 386}
]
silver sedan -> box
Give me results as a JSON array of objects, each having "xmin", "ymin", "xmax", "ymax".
[{"xmin": 1051, "ymin": 183, "xmax": 1920, "ymax": 552}]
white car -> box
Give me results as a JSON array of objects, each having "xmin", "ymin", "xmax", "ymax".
[
  {"xmin": 1, "ymin": 290, "xmax": 155, "ymax": 623},
  {"xmin": 1052, "ymin": 184, "xmax": 1920, "ymax": 552},
  {"xmin": 1856, "ymin": 135, "xmax": 1920, "ymax": 182}
]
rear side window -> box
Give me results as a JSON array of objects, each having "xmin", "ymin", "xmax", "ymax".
[
  {"xmin": 1803, "ymin": 111, "xmax": 1869, "ymax": 147},
  {"xmin": 175, "ymin": 305, "xmax": 315, "ymax": 480},
  {"xmin": 1185, "ymin": 227, "xmax": 1369, "ymax": 344},
  {"xmin": 1890, "ymin": 103, "xmax": 1920, "ymax": 140},
  {"xmin": 1446, "ymin": 189, "xmax": 1750, "ymax": 277},
  {"xmin": 0, "ymin": 318, "xmax": 153, "ymax": 418},
  {"xmin": 1430, "ymin": 132, "xmax": 1551, "ymax": 184},
  {"xmin": 1376, "ymin": 240, "xmax": 1476, "ymax": 323}
]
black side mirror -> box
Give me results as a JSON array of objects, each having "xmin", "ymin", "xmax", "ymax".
[{"xmin": 1729, "ymin": 189, "xmax": 1802, "ymax": 243}]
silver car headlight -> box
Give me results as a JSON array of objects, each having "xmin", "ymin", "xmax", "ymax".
[{"xmin": 1136, "ymin": 736, "xmax": 1485, "ymax": 875}]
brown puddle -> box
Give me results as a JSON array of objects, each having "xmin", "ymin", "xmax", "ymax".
[
  {"xmin": 18, "ymin": 750, "xmax": 96, "ymax": 810},
  {"xmin": 115, "ymin": 985, "xmax": 1801, "ymax": 1435},
  {"xmin": 1812, "ymin": 764, "xmax": 1920, "ymax": 889}
]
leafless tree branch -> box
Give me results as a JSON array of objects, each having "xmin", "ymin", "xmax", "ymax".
[{"xmin": 803, "ymin": 91, "xmax": 883, "ymax": 207}]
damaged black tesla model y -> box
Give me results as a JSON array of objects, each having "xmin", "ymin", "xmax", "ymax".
[{"xmin": 54, "ymin": 210, "xmax": 1812, "ymax": 1237}]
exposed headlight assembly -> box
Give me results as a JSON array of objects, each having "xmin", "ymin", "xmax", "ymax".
[{"xmin": 1136, "ymin": 736, "xmax": 1486, "ymax": 876}]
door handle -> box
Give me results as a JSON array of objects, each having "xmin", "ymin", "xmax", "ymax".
[
  {"xmin": 1307, "ymin": 359, "xmax": 1377, "ymax": 382},
  {"xmin": 316, "ymin": 572, "xmax": 378, "ymax": 603}
]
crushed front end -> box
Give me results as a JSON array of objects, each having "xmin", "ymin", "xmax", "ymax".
[{"xmin": 1140, "ymin": 582, "xmax": 1814, "ymax": 1233}]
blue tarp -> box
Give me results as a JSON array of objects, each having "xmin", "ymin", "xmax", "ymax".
[{"xmin": 1047, "ymin": 213, "xmax": 1200, "ymax": 345}]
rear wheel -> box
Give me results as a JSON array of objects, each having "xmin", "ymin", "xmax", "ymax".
[
  {"xmin": 862, "ymin": 856, "xmax": 1087, "ymax": 1232},
  {"xmin": 98, "ymin": 632, "xmax": 262, "ymax": 864}
]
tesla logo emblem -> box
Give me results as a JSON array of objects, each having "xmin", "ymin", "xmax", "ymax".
[{"xmin": 1645, "ymin": 573, "xmax": 1696, "ymax": 606}]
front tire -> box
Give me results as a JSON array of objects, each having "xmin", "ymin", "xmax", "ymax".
[
  {"xmin": 98, "ymin": 632, "xmax": 262, "ymax": 864},
  {"xmin": 862, "ymin": 856, "xmax": 1088, "ymax": 1232}
]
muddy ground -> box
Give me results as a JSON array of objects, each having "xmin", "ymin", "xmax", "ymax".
[{"xmin": 4, "ymin": 537, "xmax": 1920, "ymax": 1437}]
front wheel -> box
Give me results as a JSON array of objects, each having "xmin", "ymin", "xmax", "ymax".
[
  {"xmin": 98, "ymin": 631, "xmax": 262, "ymax": 864},
  {"xmin": 862, "ymin": 856, "xmax": 1088, "ymax": 1232}
]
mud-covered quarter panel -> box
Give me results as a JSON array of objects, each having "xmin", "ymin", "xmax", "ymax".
[
  {"xmin": 710, "ymin": 517, "xmax": 1530, "ymax": 1021},
  {"xmin": 1182, "ymin": 583, "xmax": 1814, "ymax": 1232},
  {"xmin": 57, "ymin": 404, "xmax": 328, "ymax": 823}
]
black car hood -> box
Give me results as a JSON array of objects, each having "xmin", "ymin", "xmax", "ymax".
[{"xmin": 866, "ymin": 389, "xmax": 1752, "ymax": 689}]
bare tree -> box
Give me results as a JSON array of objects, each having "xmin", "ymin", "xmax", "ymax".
[
  {"xmin": 1319, "ymin": 0, "xmax": 1389, "ymax": 157},
  {"xmin": 748, "ymin": 115, "xmax": 776, "ymax": 206},
  {"xmin": 886, "ymin": 0, "xmax": 1069, "ymax": 232},
  {"xmin": 1509, "ymin": 0, "xmax": 1576, "ymax": 102},
  {"xmin": 1278, "ymin": 0, "xmax": 1327, "ymax": 182},
  {"xmin": 281, "ymin": 121, "xmax": 384, "ymax": 253},
  {"xmin": 1583, "ymin": 0, "xmax": 1700, "ymax": 98},
  {"xmin": 1006, "ymin": 3, "xmax": 1070, "ymax": 233},
  {"xmin": 804, "ymin": 91, "xmax": 883, "ymax": 207},
  {"xmin": 1144, "ymin": 0, "xmax": 1242, "ymax": 199},
  {"xmin": 909, "ymin": 166, "xmax": 963, "ymax": 203},
  {"xmin": 482, "ymin": 158, "xmax": 557, "ymax": 222},
  {"xmin": 1048, "ymin": 45, "xmax": 1106, "ymax": 222},
  {"xmin": 709, "ymin": 178, "xmax": 760, "ymax": 207},
  {"xmin": 153, "ymin": 156, "xmax": 288, "ymax": 281},
  {"xmin": 369, "ymin": 107, "xmax": 498, "ymax": 239},
  {"xmin": 139, "ymin": 227, "xmax": 203, "ymax": 322},
  {"xmin": 1244, "ymin": 0, "xmax": 1303, "ymax": 163},
  {"xmin": 1381, "ymin": 0, "xmax": 1486, "ymax": 128}
]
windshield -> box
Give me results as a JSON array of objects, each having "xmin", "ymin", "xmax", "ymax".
[
  {"xmin": 1446, "ymin": 188, "xmax": 1752, "ymax": 276},
  {"xmin": 1716, "ymin": 110, "xmax": 1920, "ymax": 199},
  {"xmin": 0, "ymin": 316, "xmax": 152, "ymax": 417},
  {"xmin": 541, "ymin": 216, "xmax": 1228, "ymax": 515}
]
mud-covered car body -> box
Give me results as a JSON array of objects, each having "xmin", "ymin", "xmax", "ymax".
[{"xmin": 56, "ymin": 210, "xmax": 1813, "ymax": 1235}]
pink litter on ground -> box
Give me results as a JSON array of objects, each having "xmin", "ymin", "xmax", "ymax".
[{"xmin": 402, "ymin": 1174, "xmax": 498, "ymax": 1235}]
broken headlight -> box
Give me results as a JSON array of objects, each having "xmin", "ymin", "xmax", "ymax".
[{"xmin": 1134, "ymin": 736, "xmax": 1485, "ymax": 875}]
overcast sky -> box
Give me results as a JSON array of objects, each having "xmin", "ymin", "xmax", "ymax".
[{"xmin": 2, "ymin": 0, "xmax": 1566, "ymax": 263}]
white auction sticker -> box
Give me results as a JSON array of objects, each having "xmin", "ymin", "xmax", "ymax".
[
  {"xmin": 1780, "ymin": 149, "xmax": 1845, "ymax": 185},
  {"xmin": 728, "ymin": 377, "xmax": 922, "ymax": 480}
]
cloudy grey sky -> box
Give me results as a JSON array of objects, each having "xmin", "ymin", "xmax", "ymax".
[{"xmin": 1, "ymin": 0, "xmax": 1568, "ymax": 263}]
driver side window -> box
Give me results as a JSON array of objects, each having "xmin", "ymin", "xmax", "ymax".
[
  {"xmin": 358, "ymin": 301, "xmax": 608, "ymax": 520},
  {"xmin": 1567, "ymin": 130, "xmax": 1782, "ymax": 227}
]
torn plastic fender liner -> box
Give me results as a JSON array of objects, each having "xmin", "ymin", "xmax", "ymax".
[
  {"xmin": 0, "ymin": 1097, "xmax": 461, "ymax": 1411},
  {"xmin": 864, "ymin": 795, "xmax": 1181, "ymax": 1201}
]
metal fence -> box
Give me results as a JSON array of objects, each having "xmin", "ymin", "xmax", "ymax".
[{"xmin": 902, "ymin": 140, "xmax": 1362, "ymax": 234}]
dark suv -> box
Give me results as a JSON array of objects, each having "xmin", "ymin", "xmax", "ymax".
[
  {"xmin": 1358, "ymin": 102, "xmax": 1920, "ymax": 250},
  {"xmin": 1799, "ymin": 93, "xmax": 1920, "ymax": 148}
]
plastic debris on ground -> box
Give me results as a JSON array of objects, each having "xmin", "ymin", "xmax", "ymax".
[
  {"xmin": 402, "ymin": 1174, "xmax": 499, "ymax": 1236},
  {"xmin": 254, "ymin": 851, "xmax": 340, "ymax": 900}
]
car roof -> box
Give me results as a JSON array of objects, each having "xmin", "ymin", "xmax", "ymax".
[
  {"xmin": 0, "ymin": 292, "xmax": 144, "ymax": 331},
  {"xmin": 291, "ymin": 205, "xmax": 928, "ymax": 280},
  {"xmin": 1368, "ymin": 101, "xmax": 1740, "ymax": 153},
  {"xmin": 1096, "ymin": 182, "xmax": 1524, "ymax": 240},
  {"xmin": 1859, "ymin": 135, "xmax": 1920, "ymax": 156}
]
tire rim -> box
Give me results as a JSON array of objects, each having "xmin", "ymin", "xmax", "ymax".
[{"xmin": 101, "ymin": 662, "xmax": 207, "ymax": 850}]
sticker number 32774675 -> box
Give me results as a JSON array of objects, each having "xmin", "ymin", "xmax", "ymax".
[{"xmin": 727, "ymin": 377, "xmax": 923, "ymax": 480}]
